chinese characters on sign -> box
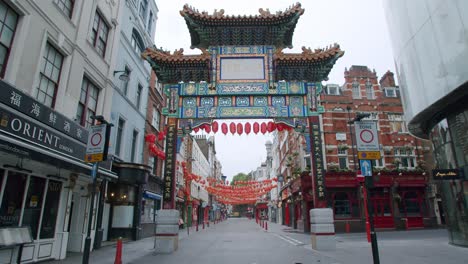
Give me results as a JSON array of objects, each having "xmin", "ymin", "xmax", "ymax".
[
  {"xmin": 162, "ymin": 119, "xmax": 178, "ymax": 209},
  {"xmin": 0, "ymin": 81, "xmax": 88, "ymax": 143},
  {"xmin": 310, "ymin": 116, "xmax": 326, "ymax": 200}
]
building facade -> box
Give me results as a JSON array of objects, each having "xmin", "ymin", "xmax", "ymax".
[
  {"xmin": 105, "ymin": 0, "xmax": 158, "ymax": 242},
  {"xmin": 321, "ymin": 66, "xmax": 435, "ymax": 232},
  {"xmin": 0, "ymin": 0, "xmax": 121, "ymax": 261},
  {"xmin": 384, "ymin": 0, "xmax": 468, "ymax": 246}
]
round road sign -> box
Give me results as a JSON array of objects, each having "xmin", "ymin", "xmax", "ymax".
[
  {"xmin": 90, "ymin": 132, "xmax": 103, "ymax": 146},
  {"xmin": 360, "ymin": 129, "xmax": 374, "ymax": 143}
]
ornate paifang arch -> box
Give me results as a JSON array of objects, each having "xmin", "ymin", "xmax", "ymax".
[{"xmin": 141, "ymin": 3, "xmax": 344, "ymax": 209}]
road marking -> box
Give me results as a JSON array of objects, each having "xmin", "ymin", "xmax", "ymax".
[{"xmin": 272, "ymin": 233, "xmax": 304, "ymax": 246}]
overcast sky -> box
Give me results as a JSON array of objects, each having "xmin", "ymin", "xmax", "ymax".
[{"xmin": 155, "ymin": 0, "xmax": 395, "ymax": 180}]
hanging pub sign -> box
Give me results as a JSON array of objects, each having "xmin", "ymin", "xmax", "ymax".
[
  {"xmin": 432, "ymin": 169, "xmax": 461, "ymax": 180},
  {"xmin": 162, "ymin": 119, "xmax": 178, "ymax": 209},
  {"xmin": 309, "ymin": 116, "xmax": 326, "ymax": 200}
]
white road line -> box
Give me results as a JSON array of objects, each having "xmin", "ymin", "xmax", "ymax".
[
  {"xmin": 272, "ymin": 233, "xmax": 304, "ymax": 246},
  {"xmin": 285, "ymin": 236, "xmax": 304, "ymax": 245}
]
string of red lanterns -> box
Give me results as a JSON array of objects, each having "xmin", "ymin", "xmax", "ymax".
[
  {"xmin": 144, "ymin": 131, "xmax": 167, "ymax": 160},
  {"xmin": 193, "ymin": 121, "xmax": 293, "ymax": 135}
]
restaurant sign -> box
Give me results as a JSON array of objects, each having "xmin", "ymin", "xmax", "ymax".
[
  {"xmin": 432, "ymin": 169, "xmax": 461, "ymax": 180},
  {"xmin": 0, "ymin": 104, "xmax": 86, "ymax": 160},
  {"xmin": 162, "ymin": 119, "xmax": 178, "ymax": 209},
  {"xmin": 309, "ymin": 116, "xmax": 326, "ymax": 200}
]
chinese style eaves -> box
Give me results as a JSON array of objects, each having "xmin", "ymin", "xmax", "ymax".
[{"xmin": 141, "ymin": 3, "xmax": 344, "ymax": 120}]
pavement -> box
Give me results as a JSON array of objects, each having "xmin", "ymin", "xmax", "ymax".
[{"xmin": 43, "ymin": 218, "xmax": 468, "ymax": 264}]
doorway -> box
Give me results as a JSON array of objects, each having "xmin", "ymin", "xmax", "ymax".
[
  {"xmin": 67, "ymin": 191, "xmax": 88, "ymax": 252},
  {"xmin": 370, "ymin": 191, "xmax": 394, "ymax": 228}
]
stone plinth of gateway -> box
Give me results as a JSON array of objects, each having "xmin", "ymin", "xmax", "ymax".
[
  {"xmin": 155, "ymin": 209, "xmax": 179, "ymax": 253},
  {"xmin": 310, "ymin": 208, "xmax": 336, "ymax": 251}
]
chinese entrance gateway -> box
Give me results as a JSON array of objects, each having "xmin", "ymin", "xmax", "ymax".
[{"xmin": 142, "ymin": 3, "xmax": 343, "ymax": 252}]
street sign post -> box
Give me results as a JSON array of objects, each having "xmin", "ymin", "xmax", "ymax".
[
  {"xmin": 360, "ymin": 160, "xmax": 372, "ymax": 176},
  {"xmin": 354, "ymin": 121, "xmax": 379, "ymax": 152},
  {"xmin": 85, "ymin": 124, "xmax": 107, "ymax": 162},
  {"xmin": 358, "ymin": 151, "xmax": 381, "ymax": 160}
]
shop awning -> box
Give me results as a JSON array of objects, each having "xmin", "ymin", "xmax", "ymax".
[
  {"xmin": 0, "ymin": 135, "xmax": 117, "ymax": 180},
  {"xmin": 143, "ymin": 190, "xmax": 162, "ymax": 200}
]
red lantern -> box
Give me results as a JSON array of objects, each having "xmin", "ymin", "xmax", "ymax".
[
  {"xmin": 245, "ymin": 122, "xmax": 251, "ymax": 135},
  {"xmin": 237, "ymin": 123, "xmax": 243, "ymax": 135},
  {"xmin": 267, "ymin": 121, "xmax": 274, "ymax": 132},
  {"xmin": 212, "ymin": 121, "xmax": 219, "ymax": 133},
  {"xmin": 253, "ymin": 122, "xmax": 260, "ymax": 134},
  {"xmin": 260, "ymin": 122, "xmax": 267, "ymax": 134},
  {"xmin": 205, "ymin": 125, "xmax": 211, "ymax": 133},
  {"xmin": 193, "ymin": 127, "xmax": 200, "ymax": 133},
  {"xmin": 230, "ymin": 122, "xmax": 236, "ymax": 135},
  {"xmin": 277, "ymin": 123, "xmax": 284, "ymax": 131},
  {"xmin": 158, "ymin": 130, "xmax": 166, "ymax": 141},
  {"xmin": 221, "ymin": 123, "xmax": 228, "ymax": 135},
  {"xmin": 145, "ymin": 134, "xmax": 156, "ymax": 143}
]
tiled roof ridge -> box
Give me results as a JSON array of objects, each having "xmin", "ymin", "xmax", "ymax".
[
  {"xmin": 141, "ymin": 47, "xmax": 211, "ymax": 62},
  {"xmin": 274, "ymin": 43, "xmax": 344, "ymax": 61},
  {"xmin": 180, "ymin": 2, "xmax": 304, "ymax": 21}
]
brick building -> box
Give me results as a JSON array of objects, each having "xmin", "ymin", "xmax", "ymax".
[
  {"xmin": 320, "ymin": 66, "xmax": 436, "ymax": 232},
  {"xmin": 140, "ymin": 71, "xmax": 167, "ymax": 237}
]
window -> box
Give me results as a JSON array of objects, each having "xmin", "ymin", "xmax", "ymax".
[
  {"xmin": 365, "ymin": 79, "xmax": 374, "ymax": 99},
  {"xmin": 332, "ymin": 191, "xmax": 360, "ymax": 218},
  {"xmin": 326, "ymin": 85, "xmax": 340, "ymax": 95},
  {"xmin": 139, "ymin": 0, "xmax": 148, "ymax": 20},
  {"xmin": 384, "ymin": 88, "xmax": 397, "ymax": 97},
  {"xmin": 115, "ymin": 118, "xmax": 125, "ymax": 156},
  {"xmin": 388, "ymin": 113, "xmax": 407, "ymax": 133},
  {"xmin": 0, "ymin": 171, "xmax": 27, "ymax": 227},
  {"xmin": 394, "ymin": 147, "xmax": 416, "ymax": 169},
  {"xmin": 141, "ymin": 198, "xmax": 156, "ymax": 223},
  {"xmin": 90, "ymin": 11, "xmax": 109, "ymax": 57},
  {"xmin": 76, "ymin": 77, "xmax": 99, "ymax": 127},
  {"xmin": 152, "ymin": 107, "xmax": 160, "ymax": 130},
  {"xmin": 40, "ymin": 180, "xmax": 62, "ymax": 239},
  {"xmin": 0, "ymin": 1, "xmax": 18, "ymax": 78},
  {"xmin": 338, "ymin": 149, "xmax": 348, "ymax": 169},
  {"xmin": 56, "ymin": 0, "xmax": 74, "ymax": 18},
  {"xmin": 155, "ymin": 81, "xmax": 163, "ymax": 94},
  {"xmin": 148, "ymin": 156, "xmax": 154, "ymax": 173},
  {"xmin": 371, "ymin": 156, "xmax": 385, "ymax": 168},
  {"xmin": 131, "ymin": 129, "xmax": 138, "ymax": 162},
  {"xmin": 352, "ymin": 79, "xmax": 360, "ymax": 99},
  {"xmin": 147, "ymin": 11, "xmax": 153, "ymax": 33},
  {"xmin": 399, "ymin": 191, "xmax": 423, "ymax": 217},
  {"xmin": 121, "ymin": 66, "xmax": 130, "ymax": 95},
  {"xmin": 131, "ymin": 29, "xmax": 145, "ymax": 54},
  {"xmin": 22, "ymin": 176, "xmax": 46, "ymax": 239},
  {"xmin": 36, "ymin": 43, "xmax": 63, "ymax": 108},
  {"xmin": 136, "ymin": 84, "xmax": 142, "ymax": 109}
]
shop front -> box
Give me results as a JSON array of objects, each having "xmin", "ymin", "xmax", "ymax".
[
  {"xmin": 0, "ymin": 80, "xmax": 117, "ymax": 262},
  {"xmin": 325, "ymin": 171, "xmax": 430, "ymax": 232}
]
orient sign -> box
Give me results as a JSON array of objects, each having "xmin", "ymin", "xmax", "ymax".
[{"xmin": 432, "ymin": 169, "xmax": 461, "ymax": 180}]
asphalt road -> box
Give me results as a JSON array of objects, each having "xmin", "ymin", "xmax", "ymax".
[{"xmin": 45, "ymin": 218, "xmax": 468, "ymax": 264}]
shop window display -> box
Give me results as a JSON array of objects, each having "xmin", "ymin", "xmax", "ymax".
[{"xmin": 0, "ymin": 171, "xmax": 27, "ymax": 227}]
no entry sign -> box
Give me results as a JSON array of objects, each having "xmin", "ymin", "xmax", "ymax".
[
  {"xmin": 354, "ymin": 121, "xmax": 379, "ymax": 152},
  {"xmin": 85, "ymin": 124, "xmax": 107, "ymax": 162}
]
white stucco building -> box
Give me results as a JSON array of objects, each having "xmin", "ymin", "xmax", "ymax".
[{"xmin": 0, "ymin": 0, "xmax": 121, "ymax": 262}]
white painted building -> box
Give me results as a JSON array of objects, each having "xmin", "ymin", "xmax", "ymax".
[{"xmin": 0, "ymin": 0, "xmax": 121, "ymax": 262}]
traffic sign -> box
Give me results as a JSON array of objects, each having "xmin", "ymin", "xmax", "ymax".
[
  {"xmin": 358, "ymin": 151, "xmax": 381, "ymax": 160},
  {"xmin": 354, "ymin": 121, "xmax": 379, "ymax": 151},
  {"xmin": 360, "ymin": 160, "xmax": 372, "ymax": 177},
  {"xmin": 85, "ymin": 124, "xmax": 107, "ymax": 162}
]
